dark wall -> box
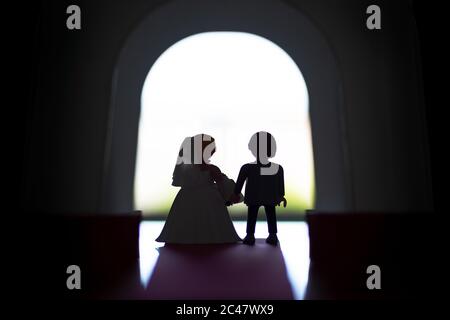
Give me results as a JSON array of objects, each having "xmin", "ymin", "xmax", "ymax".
[
  {"xmin": 21, "ymin": 0, "xmax": 433, "ymax": 213},
  {"xmin": 287, "ymin": 0, "xmax": 432, "ymax": 211},
  {"xmin": 22, "ymin": 0, "xmax": 166, "ymax": 213},
  {"xmin": 411, "ymin": 1, "xmax": 443, "ymax": 213}
]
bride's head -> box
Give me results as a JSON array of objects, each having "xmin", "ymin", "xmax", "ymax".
[{"xmin": 177, "ymin": 133, "xmax": 216, "ymax": 165}]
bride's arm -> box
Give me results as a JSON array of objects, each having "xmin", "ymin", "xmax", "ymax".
[{"xmin": 208, "ymin": 164, "xmax": 226, "ymax": 183}]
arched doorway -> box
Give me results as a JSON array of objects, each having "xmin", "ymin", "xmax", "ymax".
[
  {"xmin": 134, "ymin": 31, "xmax": 314, "ymax": 217},
  {"xmin": 101, "ymin": 0, "xmax": 352, "ymax": 213}
]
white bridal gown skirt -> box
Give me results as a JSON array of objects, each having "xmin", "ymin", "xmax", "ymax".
[{"xmin": 156, "ymin": 185, "xmax": 242, "ymax": 244}]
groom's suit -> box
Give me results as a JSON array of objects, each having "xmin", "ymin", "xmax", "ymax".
[{"xmin": 234, "ymin": 162, "xmax": 284, "ymax": 234}]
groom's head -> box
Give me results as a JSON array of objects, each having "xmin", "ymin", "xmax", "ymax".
[{"xmin": 248, "ymin": 131, "xmax": 277, "ymax": 164}]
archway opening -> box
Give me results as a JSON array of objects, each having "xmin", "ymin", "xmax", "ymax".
[{"xmin": 134, "ymin": 31, "xmax": 315, "ymax": 218}]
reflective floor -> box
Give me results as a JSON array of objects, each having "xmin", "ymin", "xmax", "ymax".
[{"xmin": 139, "ymin": 221, "xmax": 310, "ymax": 299}]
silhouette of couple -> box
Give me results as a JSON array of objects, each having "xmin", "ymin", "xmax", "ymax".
[{"xmin": 156, "ymin": 132, "xmax": 286, "ymax": 246}]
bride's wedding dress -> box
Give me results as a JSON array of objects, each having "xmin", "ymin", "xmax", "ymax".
[{"xmin": 156, "ymin": 164, "xmax": 242, "ymax": 244}]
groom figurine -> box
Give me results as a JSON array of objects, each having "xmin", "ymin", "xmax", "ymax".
[{"xmin": 232, "ymin": 131, "xmax": 287, "ymax": 246}]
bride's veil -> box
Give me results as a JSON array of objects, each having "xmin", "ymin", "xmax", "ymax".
[
  {"xmin": 172, "ymin": 136, "xmax": 191, "ymax": 186},
  {"xmin": 171, "ymin": 134, "xmax": 215, "ymax": 186}
]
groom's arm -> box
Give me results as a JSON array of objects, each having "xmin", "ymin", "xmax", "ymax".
[
  {"xmin": 277, "ymin": 165, "xmax": 287, "ymax": 207},
  {"xmin": 279, "ymin": 165, "xmax": 285, "ymax": 198},
  {"xmin": 234, "ymin": 164, "xmax": 248, "ymax": 195}
]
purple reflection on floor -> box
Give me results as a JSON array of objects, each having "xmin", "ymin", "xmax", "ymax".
[
  {"xmin": 146, "ymin": 240, "xmax": 292, "ymax": 299},
  {"xmin": 139, "ymin": 221, "xmax": 310, "ymax": 300}
]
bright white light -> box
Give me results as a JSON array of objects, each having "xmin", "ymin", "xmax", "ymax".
[{"xmin": 135, "ymin": 32, "xmax": 314, "ymax": 215}]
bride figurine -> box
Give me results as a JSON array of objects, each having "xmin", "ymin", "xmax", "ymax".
[{"xmin": 156, "ymin": 134, "xmax": 243, "ymax": 244}]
